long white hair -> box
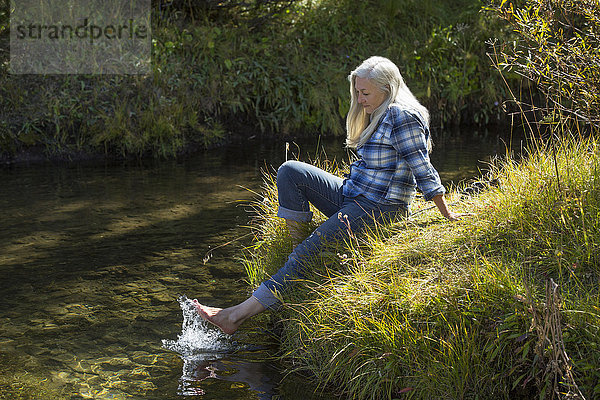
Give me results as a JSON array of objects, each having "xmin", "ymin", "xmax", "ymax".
[{"xmin": 346, "ymin": 56, "xmax": 430, "ymax": 149}]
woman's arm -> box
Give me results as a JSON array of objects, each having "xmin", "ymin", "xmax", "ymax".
[{"xmin": 432, "ymin": 194, "xmax": 471, "ymax": 221}]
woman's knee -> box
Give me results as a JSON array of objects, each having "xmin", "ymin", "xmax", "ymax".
[
  {"xmin": 278, "ymin": 160, "xmax": 304, "ymax": 178},
  {"xmin": 277, "ymin": 160, "xmax": 307, "ymax": 188}
]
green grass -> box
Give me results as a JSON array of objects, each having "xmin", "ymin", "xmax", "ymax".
[{"xmin": 242, "ymin": 135, "xmax": 600, "ymax": 399}]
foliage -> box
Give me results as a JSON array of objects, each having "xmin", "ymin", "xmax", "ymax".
[
  {"xmin": 0, "ymin": 0, "xmax": 7, "ymax": 36},
  {"xmin": 155, "ymin": 0, "xmax": 298, "ymax": 26},
  {"xmin": 487, "ymin": 0, "xmax": 600, "ymax": 129},
  {"xmin": 242, "ymin": 136, "xmax": 600, "ymax": 399},
  {"xmin": 1, "ymin": 0, "xmax": 510, "ymax": 161}
]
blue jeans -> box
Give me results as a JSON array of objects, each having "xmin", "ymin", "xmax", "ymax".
[{"xmin": 252, "ymin": 160, "xmax": 408, "ymax": 308}]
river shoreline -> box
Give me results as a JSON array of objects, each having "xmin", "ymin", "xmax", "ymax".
[
  {"xmin": 0, "ymin": 129, "xmax": 273, "ymax": 167},
  {"xmin": 0, "ymin": 120, "xmax": 512, "ymax": 168}
]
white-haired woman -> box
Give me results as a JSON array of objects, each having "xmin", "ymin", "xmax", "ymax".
[{"xmin": 193, "ymin": 56, "xmax": 469, "ymax": 334}]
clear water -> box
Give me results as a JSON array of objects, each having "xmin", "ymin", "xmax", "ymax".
[{"xmin": 0, "ymin": 132, "xmax": 519, "ymax": 399}]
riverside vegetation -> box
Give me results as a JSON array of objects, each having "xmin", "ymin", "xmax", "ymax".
[
  {"xmin": 240, "ymin": 0, "xmax": 600, "ymax": 399},
  {"xmin": 244, "ymin": 134, "xmax": 600, "ymax": 400},
  {"xmin": 0, "ymin": 0, "xmax": 509, "ymax": 160}
]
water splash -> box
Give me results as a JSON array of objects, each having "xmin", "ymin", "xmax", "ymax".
[
  {"xmin": 162, "ymin": 295, "xmax": 232, "ymax": 396},
  {"xmin": 162, "ymin": 295, "xmax": 230, "ymax": 357}
]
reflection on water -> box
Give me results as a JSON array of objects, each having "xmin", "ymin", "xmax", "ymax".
[
  {"xmin": 0, "ymin": 132, "xmax": 518, "ymax": 399},
  {"xmin": 170, "ymin": 354, "xmax": 278, "ymax": 398}
]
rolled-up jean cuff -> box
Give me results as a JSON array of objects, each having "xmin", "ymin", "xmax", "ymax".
[
  {"xmin": 252, "ymin": 283, "xmax": 281, "ymax": 309},
  {"xmin": 277, "ymin": 206, "xmax": 313, "ymax": 223}
]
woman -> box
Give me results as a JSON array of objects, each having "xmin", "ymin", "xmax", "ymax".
[{"xmin": 193, "ymin": 56, "xmax": 469, "ymax": 334}]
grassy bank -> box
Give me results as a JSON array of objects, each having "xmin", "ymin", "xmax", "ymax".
[
  {"xmin": 243, "ymin": 135, "xmax": 600, "ymax": 399},
  {"xmin": 0, "ymin": 0, "xmax": 510, "ymax": 161}
]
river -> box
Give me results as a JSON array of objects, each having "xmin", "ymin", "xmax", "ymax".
[{"xmin": 0, "ymin": 131, "xmax": 519, "ymax": 399}]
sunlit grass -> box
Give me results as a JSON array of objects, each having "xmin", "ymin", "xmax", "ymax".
[{"xmin": 243, "ymin": 135, "xmax": 600, "ymax": 399}]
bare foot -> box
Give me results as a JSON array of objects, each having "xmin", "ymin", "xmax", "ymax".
[
  {"xmin": 192, "ymin": 301, "xmax": 239, "ymax": 335},
  {"xmin": 192, "ymin": 297, "xmax": 266, "ymax": 335}
]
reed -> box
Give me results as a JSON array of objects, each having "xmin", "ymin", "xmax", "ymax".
[{"xmin": 243, "ymin": 135, "xmax": 600, "ymax": 399}]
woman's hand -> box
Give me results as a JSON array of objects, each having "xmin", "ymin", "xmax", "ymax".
[
  {"xmin": 432, "ymin": 194, "xmax": 473, "ymax": 221},
  {"xmin": 443, "ymin": 210, "xmax": 473, "ymax": 221}
]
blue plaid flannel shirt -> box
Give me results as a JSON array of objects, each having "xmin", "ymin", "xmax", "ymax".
[{"xmin": 342, "ymin": 105, "xmax": 445, "ymax": 207}]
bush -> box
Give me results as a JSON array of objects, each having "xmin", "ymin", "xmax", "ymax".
[{"xmin": 487, "ymin": 0, "xmax": 600, "ymax": 131}]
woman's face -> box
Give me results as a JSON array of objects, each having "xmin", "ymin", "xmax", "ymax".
[{"xmin": 354, "ymin": 76, "xmax": 387, "ymax": 114}]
